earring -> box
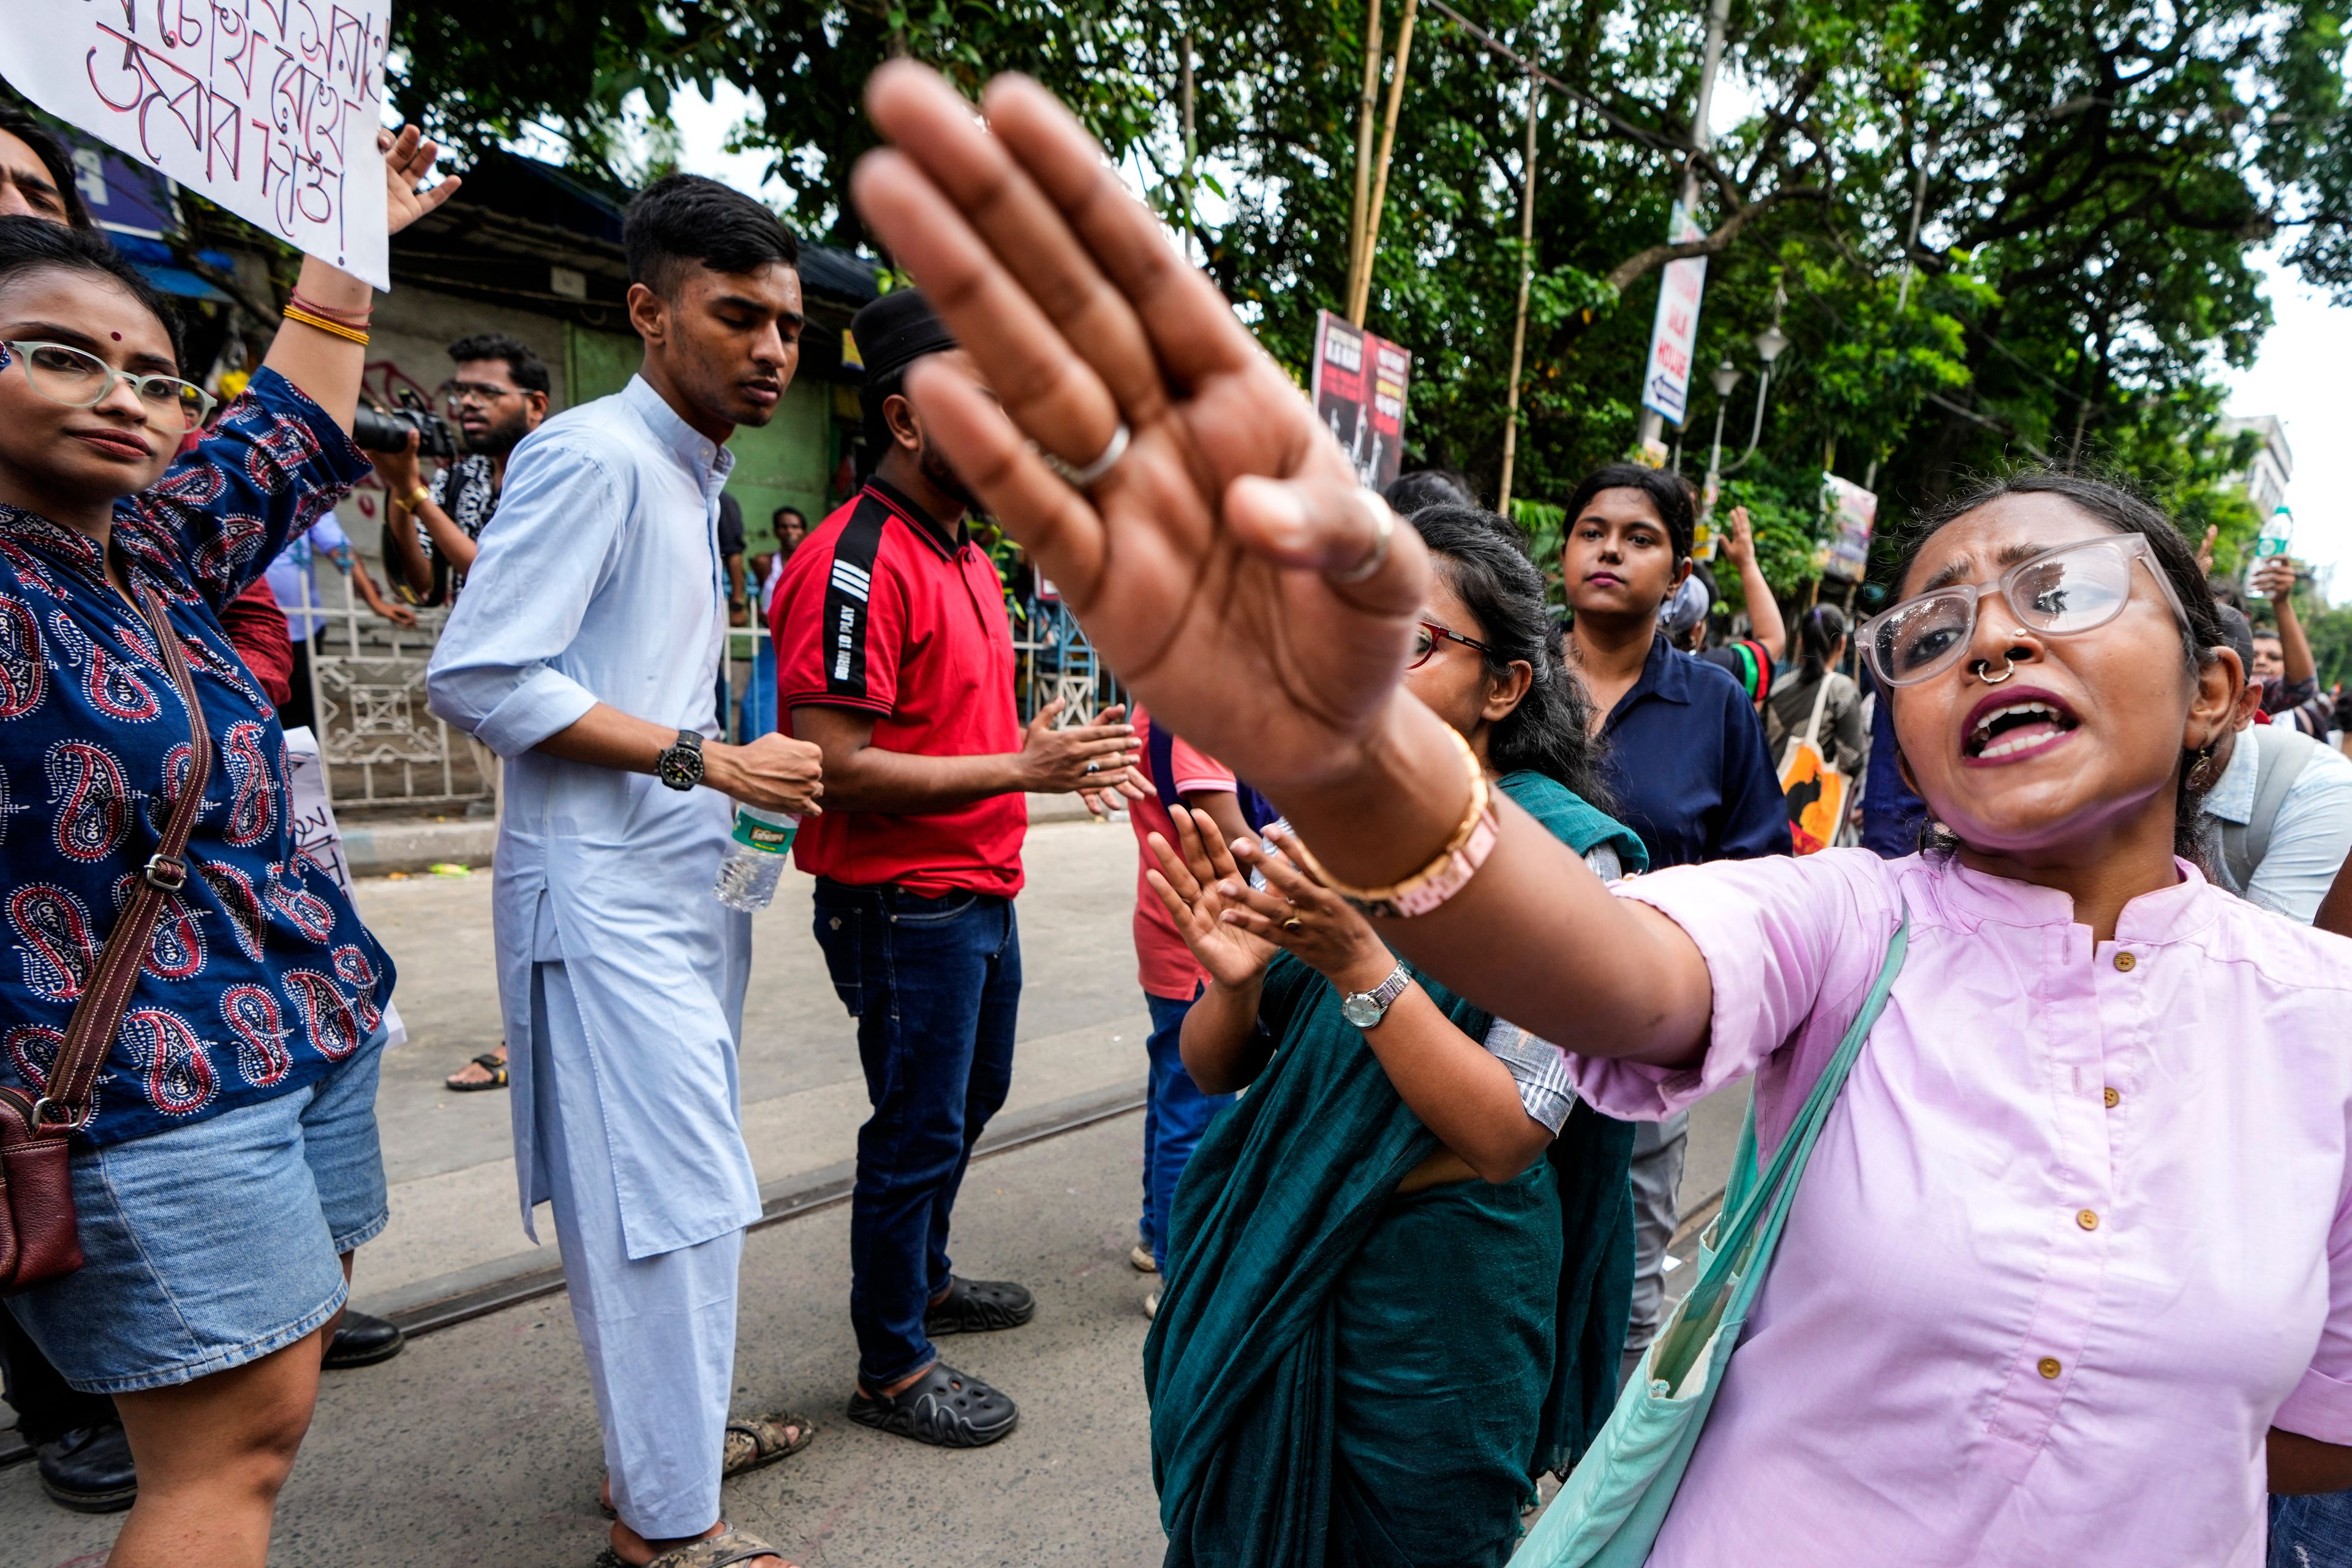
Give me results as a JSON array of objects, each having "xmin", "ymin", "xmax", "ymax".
[{"xmin": 2187, "ymin": 743, "xmax": 2220, "ymax": 790}]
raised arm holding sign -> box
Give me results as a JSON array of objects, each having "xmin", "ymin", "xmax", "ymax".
[{"xmin": 0, "ymin": 0, "xmax": 400, "ymax": 288}]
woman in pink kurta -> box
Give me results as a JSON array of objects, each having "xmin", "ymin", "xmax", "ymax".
[
  {"xmin": 1572, "ymin": 845, "xmax": 2352, "ymax": 1564},
  {"xmin": 841, "ymin": 71, "xmax": 2352, "ymax": 1564}
]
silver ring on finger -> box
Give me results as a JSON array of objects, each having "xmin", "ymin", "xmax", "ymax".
[
  {"xmin": 1327, "ymin": 492, "xmax": 1395, "ymax": 585},
  {"xmin": 1084, "ymin": 761, "xmax": 1101, "ymax": 775},
  {"xmin": 1038, "ymin": 422, "xmax": 1131, "ymax": 492}
]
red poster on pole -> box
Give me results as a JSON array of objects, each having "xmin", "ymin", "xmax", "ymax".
[{"xmin": 1310, "ymin": 310, "xmax": 1413, "ymax": 491}]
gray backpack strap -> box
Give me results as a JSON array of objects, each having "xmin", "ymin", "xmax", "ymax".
[{"xmin": 2222, "ymin": 725, "xmax": 2316, "ymax": 891}]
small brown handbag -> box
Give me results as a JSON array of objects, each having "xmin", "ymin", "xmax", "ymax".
[{"xmin": 0, "ymin": 581, "xmax": 213, "ymax": 1292}]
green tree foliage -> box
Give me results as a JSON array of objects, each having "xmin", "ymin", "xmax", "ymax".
[{"xmin": 388, "ymin": 0, "xmax": 2349, "ymax": 601}]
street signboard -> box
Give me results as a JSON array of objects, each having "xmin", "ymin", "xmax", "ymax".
[
  {"xmin": 1639, "ymin": 204, "xmax": 1708, "ymax": 426},
  {"xmin": 1819, "ymin": 473, "xmax": 1878, "ymax": 582},
  {"xmin": 1310, "ymin": 310, "xmax": 1412, "ymax": 491},
  {"xmin": 0, "ymin": 0, "xmax": 394, "ymax": 288}
]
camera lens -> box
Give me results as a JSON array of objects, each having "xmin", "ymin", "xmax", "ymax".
[{"xmin": 351, "ymin": 406, "xmax": 410, "ymax": 453}]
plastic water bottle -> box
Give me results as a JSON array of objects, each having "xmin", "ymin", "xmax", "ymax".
[
  {"xmin": 713, "ymin": 805, "xmax": 799, "ymax": 911},
  {"xmin": 2248, "ymin": 505, "xmax": 2294, "ymax": 591}
]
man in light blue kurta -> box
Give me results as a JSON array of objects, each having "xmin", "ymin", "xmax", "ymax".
[{"xmin": 425, "ymin": 178, "xmax": 822, "ymax": 1566}]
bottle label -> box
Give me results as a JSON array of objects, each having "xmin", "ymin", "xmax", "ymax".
[{"xmin": 733, "ymin": 813, "xmax": 798, "ymax": 853}]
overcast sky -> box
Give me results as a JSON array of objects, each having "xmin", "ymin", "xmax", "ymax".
[
  {"xmin": 2225, "ymin": 256, "xmax": 2350, "ymax": 596},
  {"xmin": 660, "ymin": 83, "xmax": 2350, "ymax": 596}
]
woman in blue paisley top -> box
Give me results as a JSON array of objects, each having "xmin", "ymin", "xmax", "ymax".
[{"xmin": 0, "ymin": 130, "xmax": 455, "ymax": 1568}]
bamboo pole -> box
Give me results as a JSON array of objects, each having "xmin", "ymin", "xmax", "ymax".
[
  {"xmin": 1346, "ymin": 0, "xmax": 1384, "ymax": 309},
  {"xmin": 1348, "ymin": 0, "xmax": 1420, "ymax": 325},
  {"xmin": 1180, "ymin": 25, "xmax": 1198, "ymax": 263},
  {"xmin": 1497, "ymin": 77, "xmax": 1539, "ymax": 513}
]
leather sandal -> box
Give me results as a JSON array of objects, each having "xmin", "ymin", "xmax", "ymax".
[
  {"xmin": 723, "ymin": 1411, "xmax": 815, "ymax": 1476},
  {"xmin": 846, "ymin": 1362, "xmax": 1017, "ymax": 1447},
  {"xmin": 593, "ymin": 1526, "xmax": 795, "ymax": 1568},
  {"xmin": 445, "ymin": 1051, "xmax": 508, "ymax": 1092},
  {"xmin": 598, "ymin": 1414, "xmax": 813, "ymax": 1518},
  {"xmin": 923, "ymin": 1275, "xmax": 1035, "ymax": 1336}
]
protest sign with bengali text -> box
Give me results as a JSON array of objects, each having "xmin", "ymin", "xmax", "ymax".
[{"xmin": 0, "ymin": 0, "xmax": 392, "ymax": 288}]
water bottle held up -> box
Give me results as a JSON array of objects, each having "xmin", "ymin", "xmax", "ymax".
[
  {"xmin": 2248, "ymin": 505, "xmax": 2294, "ymax": 591},
  {"xmin": 713, "ymin": 804, "xmax": 800, "ymax": 911}
]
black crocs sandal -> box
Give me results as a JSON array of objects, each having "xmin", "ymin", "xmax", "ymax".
[
  {"xmin": 845, "ymin": 1362, "xmax": 1017, "ymax": 1448},
  {"xmin": 923, "ymin": 1275, "xmax": 1036, "ymax": 1336}
]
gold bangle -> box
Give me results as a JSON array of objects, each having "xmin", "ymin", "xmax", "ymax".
[
  {"xmin": 1286, "ymin": 724, "xmax": 1491, "ymax": 906},
  {"xmin": 282, "ymin": 304, "xmax": 369, "ymax": 345},
  {"xmin": 400, "ymin": 486, "xmax": 430, "ymax": 511}
]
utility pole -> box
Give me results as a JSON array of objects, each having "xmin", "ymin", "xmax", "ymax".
[
  {"xmin": 1349, "ymin": 0, "xmax": 1422, "ymax": 324},
  {"xmin": 1497, "ymin": 77, "xmax": 1540, "ymax": 513},
  {"xmin": 1635, "ymin": 0, "xmax": 1732, "ymax": 452},
  {"xmin": 1346, "ymin": 0, "xmax": 1384, "ymax": 312}
]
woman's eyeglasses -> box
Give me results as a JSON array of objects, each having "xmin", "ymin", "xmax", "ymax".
[
  {"xmin": 1409, "ymin": 620, "xmax": 1493, "ymax": 669},
  {"xmin": 3, "ymin": 340, "xmax": 215, "ymax": 433},
  {"xmin": 1857, "ymin": 534, "xmax": 2191, "ymax": 687}
]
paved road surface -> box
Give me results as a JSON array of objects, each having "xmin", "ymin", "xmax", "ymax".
[
  {"xmin": 350, "ymin": 815, "xmax": 1156, "ymax": 1316},
  {"xmin": 10, "ymin": 1115, "xmax": 1169, "ymax": 1568}
]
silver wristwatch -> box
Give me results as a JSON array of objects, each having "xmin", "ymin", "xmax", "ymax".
[{"xmin": 1338, "ymin": 963, "xmax": 1412, "ymax": 1030}]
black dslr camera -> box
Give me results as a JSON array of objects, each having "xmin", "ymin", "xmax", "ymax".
[{"xmin": 352, "ymin": 386, "xmax": 458, "ymax": 461}]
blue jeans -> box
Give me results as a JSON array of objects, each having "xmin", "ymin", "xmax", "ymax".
[
  {"xmin": 2274, "ymin": 1490, "xmax": 2352, "ymax": 1567},
  {"xmin": 1140, "ymin": 986, "xmax": 1232, "ymax": 1268},
  {"xmin": 812, "ymin": 879, "xmax": 1021, "ymax": 1385}
]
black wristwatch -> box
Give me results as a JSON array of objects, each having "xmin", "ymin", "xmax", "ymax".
[{"xmin": 654, "ymin": 729, "xmax": 705, "ymax": 791}]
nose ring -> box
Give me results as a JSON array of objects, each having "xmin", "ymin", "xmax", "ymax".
[{"xmin": 1972, "ymin": 657, "xmax": 2016, "ymax": 685}]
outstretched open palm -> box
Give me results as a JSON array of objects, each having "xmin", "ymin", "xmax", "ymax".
[
  {"xmin": 1142, "ymin": 807, "xmax": 1276, "ymax": 989},
  {"xmin": 852, "ymin": 64, "xmax": 1427, "ymax": 795}
]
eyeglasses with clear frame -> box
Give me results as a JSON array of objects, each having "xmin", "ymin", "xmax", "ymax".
[
  {"xmin": 1409, "ymin": 619, "xmax": 1494, "ymax": 669},
  {"xmin": 1857, "ymin": 533, "xmax": 2192, "ymax": 688},
  {"xmin": 2, "ymin": 339, "xmax": 216, "ymax": 433},
  {"xmin": 444, "ymin": 379, "xmax": 523, "ymax": 409}
]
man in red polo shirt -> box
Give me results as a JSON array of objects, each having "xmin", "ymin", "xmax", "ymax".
[{"xmin": 772, "ymin": 290, "xmax": 1140, "ymax": 1449}]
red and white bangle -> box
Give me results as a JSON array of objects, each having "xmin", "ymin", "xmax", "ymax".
[{"xmin": 1287, "ymin": 724, "xmax": 1499, "ymax": 920}]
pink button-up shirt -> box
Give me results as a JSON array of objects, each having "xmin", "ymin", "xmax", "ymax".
[{"xmin": 1569, "ymin": 850, "xmax": 2352, "ymax": 1566}]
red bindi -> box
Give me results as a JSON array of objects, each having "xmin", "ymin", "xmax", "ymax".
[{"xmin": 110, "ymin": 331, "xmax": 121, "ymax": 341}]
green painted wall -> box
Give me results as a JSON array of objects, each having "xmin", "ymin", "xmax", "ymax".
[{"xmin": 564, "ymin": 323, "xmax": 837, "ymax": 556}]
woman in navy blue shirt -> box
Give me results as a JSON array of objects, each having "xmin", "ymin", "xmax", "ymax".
[
  {"xmin": 1555, "ymin": 462, "xmax": 1788, "ymax": 1367},
  {"xmin": 0, "ymin": 132, "xmax": 454, "ymax": 1567},
  {"xmin": 1558, "ymin": 464, "xmax": 1789, "ymax": 869}
]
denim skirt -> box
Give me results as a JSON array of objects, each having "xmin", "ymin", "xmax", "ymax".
[{"xmin": 4, "ymin": 1037, "xmax": 388, "ymax": 1394}]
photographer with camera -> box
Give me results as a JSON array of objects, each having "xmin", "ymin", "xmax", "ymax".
[
  {"xmin": 374, "ymin": 332, "xmax": 549, "ymax": 608},
  {"xmin": 354, "ymin": 334, "xmax": 550, "ymax": 1093}
]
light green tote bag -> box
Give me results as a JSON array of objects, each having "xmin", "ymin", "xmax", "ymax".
[{"xmin": 1510, "ymin": 913, "xmax": 1910, "ymax": 1568}]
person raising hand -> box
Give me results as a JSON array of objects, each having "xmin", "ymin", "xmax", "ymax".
[{"xmin": 849, "ymin": 61, "xmax": 2352, "ymax": 1566}]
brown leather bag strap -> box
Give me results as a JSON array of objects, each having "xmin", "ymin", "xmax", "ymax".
[{"xmin": 37, "ymin": 582, "xmax": 214, "ymax": 1126}]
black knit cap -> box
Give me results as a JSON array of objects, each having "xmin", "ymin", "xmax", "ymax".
[{"xmin": 852, "ymin": 288, "xmax": 958, "ymax": 385}]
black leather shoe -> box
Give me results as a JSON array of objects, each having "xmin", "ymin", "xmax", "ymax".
[
  {"xmin": 322, "ymin": 1308, "xmax": 407, "ymax": 1370},
  {"xmin": 37, "ymin": 1422, "xmax": 136, "ymax": 1513}
]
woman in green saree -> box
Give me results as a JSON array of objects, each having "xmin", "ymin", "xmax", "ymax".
[{"xmin": 1140, "ymin": 505, "xmax": 1646, "ymax": 1568}]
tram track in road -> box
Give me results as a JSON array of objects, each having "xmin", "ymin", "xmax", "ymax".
[{"xmin": 0, "ymin": 1084, "xmax": 1148, "ymax": 1471}]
